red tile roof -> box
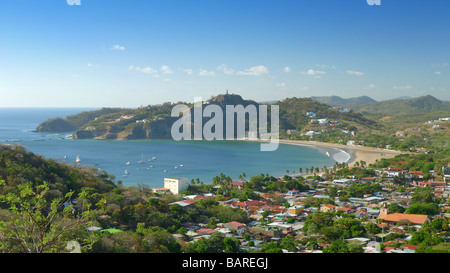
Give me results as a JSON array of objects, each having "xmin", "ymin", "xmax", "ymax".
[
  {"xmin": 225, "ymin": 221, "xmax": 245, "ymax": 227},
  {"xmin": 379, "ymin": 213, "xmax": 428, "ymax": 225}
]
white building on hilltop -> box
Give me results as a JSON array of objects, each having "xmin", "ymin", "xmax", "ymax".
[{"xmin": 164, "ymin": 177, "xmax": 189, "ymax": 195}]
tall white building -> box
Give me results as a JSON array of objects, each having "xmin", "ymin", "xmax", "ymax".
[{"xmin": 164, "ymin": 177, "xmax": 189, "ymax": 195}]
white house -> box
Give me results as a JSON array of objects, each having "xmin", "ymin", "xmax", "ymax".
[
  {"xmin": 164, "ymin": 177, "xmax": 189, "ymax": 195},
  {"xmin": 332, "ymin": 178, "xmax": 352, "ymax": 186},
  {"xmin": 318, "ymin": 119, "xmax": 328, "ymax": 125}
]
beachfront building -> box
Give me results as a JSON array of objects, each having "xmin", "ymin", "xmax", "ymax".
[{"xmin": 164, "ymin": 177, "xmax": 189, "ymax": 195}]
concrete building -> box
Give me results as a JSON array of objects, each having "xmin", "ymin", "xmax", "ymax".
[{"xmin": 164, "ymin": 177, "xmax": 189, "ymax": 195}]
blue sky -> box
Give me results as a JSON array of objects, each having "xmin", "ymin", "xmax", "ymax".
[{"xmin": 0, "ymin": 0, "xmax": 449, "ymax": 107}]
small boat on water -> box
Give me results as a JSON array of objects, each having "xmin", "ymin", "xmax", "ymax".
[
  {"xmin": 138, "ymin": 153, "xmax": 145, "ymax": 164},
  {"xmin": 126, "ymin": 161, "xmax": 131, "ymax": 165},
  {"xmin": 124, "ymin": 170, "xmax": 129, "ymax": 175},
  {"xmin": 326, "ymin": 152, "xmax": 330, "ymax": 157},
  {"xmin": 180, "ymin": 164, "xmax": 184, "ymax": 167},
  {"xmin": 164, "ymin": 170, "xmax": 168, "ymax": 173},
  {"xmin": 75, "ymin": 155, "xmax": 81, "ymax": 163}
]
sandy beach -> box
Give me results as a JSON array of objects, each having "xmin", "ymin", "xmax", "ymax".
[{"xmin": 277, "ymin": 139, "xmax": 404, "ymax": 167}]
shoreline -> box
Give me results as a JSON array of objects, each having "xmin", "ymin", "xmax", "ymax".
[
  {"xmin": 277, "ymin": 139, "xmax": 404, "ymax": 166},
  {"xmin": 269, "ymin": 139, "xmax": 406, "ymax": 179}
]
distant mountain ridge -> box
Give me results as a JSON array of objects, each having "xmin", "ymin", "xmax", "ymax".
[
  {"xmin": 310, "ymin": 95, "xmax": 377, "ymax": 107},
  {"xmin": 350, "ymin": 95, "xmax": 450, "ymax": 115}
]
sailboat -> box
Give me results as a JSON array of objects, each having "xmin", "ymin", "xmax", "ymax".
[
  {"xmin": 138, "ymin": 153, "xmax": 144, "ymax": 164},
  {"xmin": 75, "ymin": 155, "xmax": 81, "ymax": 163},
  {"xmin": 126, "ymin": 161, "xmax": 131, "ymax": 165},
  {"xmin": 326, "ymin": 152, "xmax": 330, "ymax": 157}
]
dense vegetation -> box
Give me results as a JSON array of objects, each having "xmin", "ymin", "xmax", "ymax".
[
  {"xmin": 0, "ymin": 144, "xmax": 250, "ymax": 253},
  {"xmin": 0, "ymin": 142, "xmax": 449, "ymax": 253}
]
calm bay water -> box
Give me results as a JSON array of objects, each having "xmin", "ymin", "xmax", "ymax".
[{"xmin": 0, "ymin": 108, "xmax": 348, "ymax": 188}]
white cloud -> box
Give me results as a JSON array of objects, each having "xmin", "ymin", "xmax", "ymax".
[
  {"xmin": 87, "ymin": 63, "xmax": 93, "ymax": 67},
  {"xmin": 364, "ymin": 84, "xmax": 376, "ymax": 89},
  {"xmin": 283, "ymin": 66, "xmax": 292, "ymax": 73},
  {"xmin": 217, "ymin": 64, "xmax": 235, "ymax": 75},
  {"xmin": 435, "ymin": 71, "xmax": 441, "ymax": 75},
  {"xmin": 181, "ymin": 68, "xmax": 193, "ymax": 75},
  {"xmin": 237, "ymin": 65, "xmax": 269, "ymax": 76},
  {"xmin": 129, "ymin": 65, "xmax": 158, "ymax": 75},
  {"xmin": 346, "ymin": 70, "xmax": 365, "ymax": 76},
  {"xmin": 160, "ymin": 65, "xmax": 173, "ymax": 74},
  {"xmin": 199, "ymin": 69, "xmax": 216, "ymax": 76},
  {"xmin": 276, "ymin": 82, "xmax": 286, "ymax": 89},
  {"xmin": 111, "ymin": 45, "xmax": 126, "ymax": 51},
  {"xmin": 302, "ymin": 69, "xmax": 326, "ymax": 78},
  {"xmin": 393, "ymin": 85, "xmax": 412, "ymax": 90}
]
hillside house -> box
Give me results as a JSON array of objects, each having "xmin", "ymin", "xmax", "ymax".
[
  {"xmin": 320, "ymin": 204, "xmax": 336, "ymax": 213},
  {"xmin": 168, "ymin": 200, "xmax": 195, "ymax": 210},
  {"xmin": 230, "ymin": 181, "xmax": 245, "ymax": 190},
  {"xmin": 287, "ymin": 205, "xmax": 304, "ymax": 215},
  {"xmin": 249, "ymin": 225, "xmax": 283, "ymax": 241},
  {"xmin": 223, "ymin": 221, "xmax": 247, "ymax": 235}
]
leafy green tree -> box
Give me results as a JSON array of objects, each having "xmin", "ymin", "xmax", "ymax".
[
  {"xmin": 223, "ymin": 237, "xmax": 242, "ymax": 253},
  {"xmin": 365, "ymin": 222, "xmax": 382, "ymax": 236},
  {"xmin": 142, "ymin": 228, "xmax": 182, "ymax": 253},
  {"xmin": 207, "ymin": 217, "xmax": 219, "ymax": 229},
  {"xmin": 0, "ymin": 180, "xmax": 91, "ymax": 253},
  {"xmin": 280, "ymin": 235, "xmax": 297, "ymax": 252},
  {"xmin": 406, "ymin": 203, "xmax": 438, "ymax": 215},
  {"xmin": 323, "ymin": 239, "xmax": 349, "ymax": 253},
  {"xmin": 411, "ymin": 187, "xmax": 435, "ymax": 204},
  {"xmin": 387, "ymin": 202, "xmax": 406, "ymax": 213},
  {"xmin": 183, "ymin": 232, "xmax": 241, "ymax": 253},
  {"xmin": 260, "ymin": 242, "xmax": 282, "ymax": 253}
]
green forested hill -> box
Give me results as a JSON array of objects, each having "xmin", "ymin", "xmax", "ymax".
[
  {"xmin": 36, "ymin": 108, "xmax": 127, "ymax": 132},
  {"xmin": 276, "ymin": 97, "xmax": 379, "ymax": 132},
  {"xmin": 0, "ymin": 144, "xmax": 116, "ymax": 198},
  {"xmin": 352, "ymin": 95, "xmax": 450, "ymax": 116}
]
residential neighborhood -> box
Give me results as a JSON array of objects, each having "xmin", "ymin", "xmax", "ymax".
[{"xmin": 158, "ymin": 157, "xmax": 450, "ymax": 254}]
